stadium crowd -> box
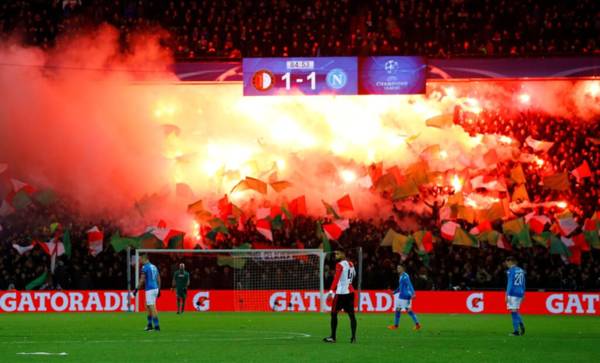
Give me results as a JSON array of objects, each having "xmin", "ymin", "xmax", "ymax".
[
  {"xmin": 2, "ymin": 105, "xmax": 599, "ymax": 292},
  {"xmin": 1, "ymin": 0, "xmax": 599, "ymax": 59}
]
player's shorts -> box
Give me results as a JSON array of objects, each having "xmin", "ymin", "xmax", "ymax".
[
  {"xmin": 145, "ymin": 288, "xmax": 159, "ymax": 306},
  {"xmin": 393, "ymin": 294, "xmax": 412, "ymax": 311},
  {"xmin": 176, "ymin": 289, "xmax": 187, "ymax": 298},
  {"xmin": 332, "ymin": 293, "xmax": 355, "ymax": 314},
  {"xmin": 506, "ymin": 296, "xmax": 523, "ymax": 310}
]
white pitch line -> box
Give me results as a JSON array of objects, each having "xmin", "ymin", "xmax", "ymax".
[
  {"xmin": 4, "ymin": 331, "xmax": 312, "ymax": 345},
  {"xmin": 17, "ymin": 352, "xmax": 68, "ymax": 356}
]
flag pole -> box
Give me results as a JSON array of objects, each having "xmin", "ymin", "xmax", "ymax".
[{"xmin": 126, "ymin": 246, "xmax": 131, "ymax": 313}]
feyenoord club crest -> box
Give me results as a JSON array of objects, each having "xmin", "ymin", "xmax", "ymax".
[{"xmin": 252, "ymin": 69, "xmax": 274, "ymax": 91}]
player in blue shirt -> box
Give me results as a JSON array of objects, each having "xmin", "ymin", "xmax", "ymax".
[
  {"xmin": 505, "ymin": 256, "xmax": 525, "ymax": 336},
  {"xmin": 388, "ymin": 264, "xmax": 421, "ymax": 331},
  {"xmin": 134, "ymin": 254, "xmax": 161, "ymax": 331}
]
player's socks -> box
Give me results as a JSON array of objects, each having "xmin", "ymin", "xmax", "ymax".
[
  {"xmin": 393, "ymin": 310, "xmax": 401, "ymax": 326},
  {"xmin": 519, "ymin": 322, "xmax": 525, "ymax": 336},
  {"xmin": 153, "ymin": 317, "xmax": 160, "ymax": 330},
  {"xmin": 330, "ymin": 313, "xmax": 338, "ymax": 341},
  {"xmin": 349, "ymin": 313, "xmax": 357, "ymax": 342},
  {"xmin": 408, "ymin": 311, "xmax": 419, "ymax": 325},
  {"xmin": 146, "ymin": 315, "xmax": 152, "ymax": 329},
  {"xmin": 510, "ymin": 312, "xmax": 520, "ymax": 333}
]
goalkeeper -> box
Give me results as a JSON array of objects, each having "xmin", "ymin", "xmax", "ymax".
[{"xmin": 172, "ymin": 263, "xmax": 190, "ymax": 314}]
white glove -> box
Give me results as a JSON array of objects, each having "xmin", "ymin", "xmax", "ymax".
[{"xmin": 328, "ymin": 290, "xmax": 335, "ymax": 297}]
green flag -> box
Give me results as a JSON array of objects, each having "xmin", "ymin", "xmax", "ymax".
[
  {"xmin": 33, "ymin": 189, "xmax": 57, "ymax": 206},
  {"xmin": 13, "ymin": 190, "xmax": 32, "ymax": 210},
  {"xmin": 316, "ymin": 221, "xmax": 331, "ymax": 252},
  {"xmin": 453, "ymin": 227, "xmax": 478, "ymax": 247},
  {"xmin": 63, "ymin": 229, "xmax": 71, "ymax": 257},
  {"xmin": 26, "ymin": 271, "xmax": 48, "ymax": 290},
  {"xmin": 167, "ymin": 233, "xmax": 184, "ymax": 249},
  {"xmin": 550, "ymin": 235, "xmax": 571, "ymax": 256},
  {"xmin": 110, "ymin": 232, "xmax": 141, "ymax": 252}
]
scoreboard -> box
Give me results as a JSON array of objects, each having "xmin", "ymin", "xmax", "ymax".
[
  {"xmin": 243, "ymin": 56, "xmax": 426, "ymax": 96},
  {"xmin": 243, "ymin": 57, "xmax": 357, "ymax": 96}
]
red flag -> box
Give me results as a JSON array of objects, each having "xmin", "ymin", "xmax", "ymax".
[
  {"xmin": 571, "ymin": 160, "xmax": 592, "ymax": 182},
  {"xmin": 368, "ymin": 162, "xmax": 383, "ymax": 185},
  {"xmin": 289, "ymin": 196, "xmax": 307, "ymax": 216},
  {"xmin": 469, "ymin": 220, "xmax": 493, "ymax": 235},
  {"xmin": 87, "ymin": 226, "xmax": 104, "ymax": 256},
  {"xmin": 569, "ymin": 246, "xmax": 582, "ymax": 265},
  {"xmin": 421, "ymin": 231, "xmax": 433, "ymax": 252},
  {"xmin": 270, "ymin": 205, "xmax": 283, "ymax": 219},
  {"xmin": 386, "ymin": 166, "xmax": 405, "ymax": 184},
  {"xmin": 526, "ymin": 214, "xmax": 551, "ymax": 234},
  {"xmin": 336, "ymin": 194, "xmax": 354, "ymax": 213},
  {"xmin": 218, "ymin": 195, "xmax": 233, "ymax": 220},
  {"xmin": 256, "ymin": 219, "xmax": 273, "ymax": 241},
  {"xmin": 441, "ymin": 221, "xmax": 459, "ymax": 240},
  {"xmin": 323, "ymin": 219, "xmax": 350, "ymax": 240},
  {"xmin": 573, "ymin": 233, "xmax": 590, "ymax": 252}
]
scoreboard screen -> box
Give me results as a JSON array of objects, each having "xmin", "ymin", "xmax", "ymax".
[
  {"xmin": 243, "ymin": 57, "xmax": 358, "ymax": 96},
  {"xmin": 243, "ymin": 56, "xmax": 426, "ymax": 96}
]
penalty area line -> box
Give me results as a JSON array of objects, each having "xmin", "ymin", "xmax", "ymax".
[{"xmin": 16, "ymin": 352, "xmax": 68, "ymax": 356}]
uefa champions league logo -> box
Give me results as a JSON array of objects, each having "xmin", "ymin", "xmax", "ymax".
[{"xmin": 384, "ymin": 59, "xmax": 399, "ymax": 75}]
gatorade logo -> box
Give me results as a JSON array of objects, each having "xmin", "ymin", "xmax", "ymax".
[
  {"xmin": 252, "ymin": 70, "xmax": 274, "ymax": 91},
  {"xmin": 466, "ymin": 293, "xmax": 484, "ymax": 313}
]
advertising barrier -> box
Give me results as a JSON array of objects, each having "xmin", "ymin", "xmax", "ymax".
[{"xmin": 1, "ymin": 290, "xmax": 598, "ymax": 315}]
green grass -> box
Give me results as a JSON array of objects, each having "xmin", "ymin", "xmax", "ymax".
[{"xmin": 0, "ymin": 313, "xmax": 599, "ymax": 362}]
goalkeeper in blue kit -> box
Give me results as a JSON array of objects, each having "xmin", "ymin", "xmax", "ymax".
[{"xmin": 505, "ymin": 256, "xmax": 526, "ymax": 336}]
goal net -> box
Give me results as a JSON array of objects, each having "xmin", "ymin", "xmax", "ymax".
[{"xmin": 134, "ymin": 249, "xmax": 326, "ymax": 312}]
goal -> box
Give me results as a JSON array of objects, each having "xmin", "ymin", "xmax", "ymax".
[{"xmin": 133, "ymin": 248, "xmax": 327, "ymax": 312}]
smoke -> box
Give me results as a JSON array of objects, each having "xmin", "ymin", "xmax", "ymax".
[{"xmin": 0, "ymin": 26, "xmax": 598, "ymax": 235}]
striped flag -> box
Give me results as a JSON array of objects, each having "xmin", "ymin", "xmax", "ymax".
[
  {"xmin": 87, "ymin": 226, "xmax": 104, "ymax": 256},
  {"xmin": 256, "ymin": 218, "xmax": 273, "ymax": 241},
  {"xmin": 441, "ymin": 221, "xmax": 459, "ymax": 240},
  {"xmin": 323, "ymin": 219, "xmax": 350, "ymax": 240}
]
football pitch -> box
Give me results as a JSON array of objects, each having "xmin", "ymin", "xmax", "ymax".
[{"xmin": 1, "ymin": 312, "xmax": 598, "ymax": 363}]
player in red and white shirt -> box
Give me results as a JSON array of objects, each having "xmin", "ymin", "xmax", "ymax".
[{"xmin": 323, "ymin": 250, "xmax": 357, "ymax": 343}]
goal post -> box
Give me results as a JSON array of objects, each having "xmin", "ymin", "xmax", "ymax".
[{"xmin": 134, "ymin": 248, "xmax": 327, "ymax": 312}]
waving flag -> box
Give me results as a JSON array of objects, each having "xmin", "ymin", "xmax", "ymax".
[
  {"xmin": 413, "ymin": 230, "xmax": 434, "ymax": 253},
  {"xmin": 542, "ymin": 172, "xmax": 569, "ymax": 191},
  {"xmin": 526, "ymin": 136, "xmax": 554, "ymax": 152},
  {"xmin": 571, "ymin": 161, "xmax": 592, "ymax": 182},
  {"xmin": 583, "ymin": 218, "xmax": 600, "ymax": 248},
  {"xmin": 453, "ymin": 227, "xmax": 478, "ymax": 247},
  {"xmin": 469, "ymin": 220, "xmax": 493, "ymax": 235},
  {"xmin": 270, "ymin": 180, "xmax": 292, "ymax": 193},
  {"xmin": 231, "ymin": 177, "xmax": 268, "ymax": 195},
  {"xmin": 336, "ymin": 194, "xmax": 354, "ymax": 213},
  {"xmin": 392, "ymin": 233, "xmax": 414, "ymax": 255},
  {"xmin": 146, "ymin": 222, "xmax": 185, "ymax": 248},
  {"xmin": 288, "ymin": 195, "xmax": 307, "ymax": 217},
  {"xmin": 510, "ymin": 165, "xmax": 527, "ymax": 184},
  {"xmin": 470, "ymin": 175, "xmax": 507, "ymax": 191},
  {"xmin": 441, "ymin": 221, "xmax": 459, "ymax": 240},
  {"xmin": 12, "ymin": 243, "xmax": 34, "ymax": 255},
  {"xmin": 525, "ymin": 214, "xmax": 551, "ymax": 234},
  {"xmin": 25, "ymin": 272, "xmax": 48, "ymax": 290},
  {"xmin": 503, "ymin": 218, "xmax": 532, "ymax": 247},
  {"xmin": 322, "ymin": 200, "xmax": 340, "ymax": 219},
  {"xmin": 558, "ymin": 216, "xmax": 578, "ymax": 236},
  {"xmin": 323, "ymin": 219, "xmax": 350, "ymax": 240},
  {"xmin": 37, "ymin": 239, "xmax": 65, "ymax": 256},
  {"xmin": 425, "ymin": 114, "xmax": 454, "ymax": 129},
  {"xmin": 87, "ymin": 226, "xmax": 104, "ymax": 256},
  {"xmin": 256, "ymin": 218, "xmax": 273, "ymax": 241},
  {"xmin": 512, "ymin": 184, "xmax": 530, "ymax": 202}
]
